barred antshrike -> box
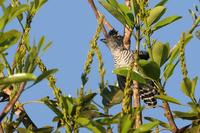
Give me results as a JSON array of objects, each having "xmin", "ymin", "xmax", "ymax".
[{"xmin": 101, "ymin": 29, "xmax": 158, "ymax": 107}]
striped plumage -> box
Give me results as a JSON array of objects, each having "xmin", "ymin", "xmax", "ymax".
[{"xmin": 101, "ymin": 29, "xmax": 158, "ymax": 107}]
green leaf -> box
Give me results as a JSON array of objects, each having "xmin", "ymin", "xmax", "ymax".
[
  {"xmin": 133, "ymin": 121, "xmax": 159, "ymax": 133},
  {"xmin": 99, "ymin": 0, "xmax": 134, "ymax": 28},
  {"xmin": 181, "ymin": 77, "xmax": 192, "ymax": 97},
  {"xmin": 17, "ymin": 126, "xmax": 53, "ymax": 133},
  {"xmin": 0, "ymin": 73, "xmax": 36, "ymax": 85},
  {"xmin": 32, "ymin": 126, "xmax": 54, "ymax": 133},
  {"xmin": 77, "ymin": 93, "xmax": 97, "ymax": 106},
  {"xmin": 173, "ymin": 111, "xmax": 198, "ymax": 120},
  {"xmin": 96, "ymin": 113, "xmax": 120, "ymax": 125},
  {"xmin": 0, "ymin": 30, "xmax": 21, "ymax": 53},
  {"xmin": 113, "ymin": 67, "xmax": 146, "ymax": 84},
  {"xmin": 0, "ymin": 63, "xmax": 4, "ymax": 73},
  {"xmin": 191, "ymin": 76, "xmax": 198, "ymax": 99},
  {"xmin": 152, "ymin": 42, "xmax": 170, "ymax": 66},
  {"xmin": 99, "ymin": 0, "xmax": 126, "ymax": 26},
  {"xmin": 118, "ymin": 4, "xmax": 134, "ymax": 28},
  {"xmin": 147, "ymin": 6, "xmax": 166, "ymax": 26},
  {"xmin": 42, "ymin": 41, "xmax": 52, "ymax": 53},
  {"xmin": 163, "ymin": 62, "xmax": 176, "ymax": 80},
  {"xmin": 139, "ymin": 60, "xmax": 160, "ymax": 80},
  {"xmin": 144, "ymin": 117, "xmax": 170, "ymax": 129},
  {"xmin": 24, "ymin": 46, "xmax": 38, "ymax": 73},
  {"xmin": 40, "ymin": 97, "xmax": 63, "ymax": 117},
  {"xmin": 38, "ymin": 36, "xmax": 45, "ymax": 51},
  {"xmin": 30, "ymin": 0, "xmax": 48, "ymax": 14},
  {"xmin": 169, "ymin": 33, "xmax": 192, "ymax": 64},
  {"xmin": 130, "ymin": 0, "xmax": 139, "ymax": 16},
  {"xmin": 27, "ymin": 69, "xmax": 58, "ymax": 88},
  {"xmin": 155, "ymin": 95, "xmax": 181, "ymax": 105},
  {"xmin": 152, "ymin": 16, "xmax": 182, "ymax": 32},
  {"xmin": 64, "ymin": 96, "xmax": 74, "ymax": 116},
  {"xmin": 76, "ymin": 117, "xmax": 106, "ymax": 133},
  {"xmin": 0, "ymin": 5, "xmax": 29, "ymax": 30},
  {"xmin": 10, "ymin": 5, "xmax": 29, "ymax": 21},
  {"xmin": 102, "ymin": 85, "xmax": 123, "ymax": 107},
  {"xmin": 119, "ymin": 115, "xmax": 133, "ymax": 133},
  {"xmin": 155, "ymin": 0, "xmax": 168, "ymax": 7}
]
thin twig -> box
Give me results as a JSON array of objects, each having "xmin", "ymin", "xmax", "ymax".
[
  {"xmin": 0, "ymin": 123, "xmax": 4, "ymax": 133},
  {"xmin": 123, "ymin": 0, "xmax": 132, "ymax": 50},
  {"xmin": 88, "ymin": 0, "xmax": 112, "ymax": 38},
  {"xmin": 163, "ymin": 102, "xmax": 178, "ymax": 133},
  {"xmin": 3, "ymin": 87, "xmax": 37, "ymax": 129},
  {"xmin": 0, "ymin": 82, "xmax": 26, "ymax": 122}
]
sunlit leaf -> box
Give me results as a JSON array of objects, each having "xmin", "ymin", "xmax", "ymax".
[
  {"xmin": 17, "ymin": 126, "xmax": 53, "ymax": 133},
  {"xmin": 76, "ymin": 117, "xmax": 106, "ymax": 133},
  {"xmin": 173, "ymin": 111, "xmax": 198, "ymax": 120},
  {"xmin": 10, "ymin": 5, "xmax": 29, "ymax": 21},
  {"xmin": 27, "ymin": 69, "xmax": 58, "ymax": 88},
  {"xmin": 139, "ymin": 60, "xmax": 160, "ymax": 80},
  {"xmin": 96, "ymin": 113, "xmax": 120, "ymax": 125},
  {"xmin": 155, "ymin": 0, "xmax": 168, "ymax": 7},
  {"xmin": 77, "ymin": 93, "xmax": 97, "ymax": 106},
  {"xmin": 99, "ymin": 0, "xmax": 134, "ymax": 28},
  {"xmin": 40, "ymin": 97, "xmax": 63, "ymax": 117},
  {"xmin": 30, "ymin": 0, "xmax": 48, "ymax": 14},
  {"xmin": 133, "ymin": 121, "xmax": 159, "ymax": 133},
  {"xmin": 118, "ymin": 4, "xmax": 134, "ymax": 28},
  {"xmin": 144, "ymin": 117, "xmax": 170, "ymax": 129},
  {"xmin": 152, "ymin": 16, "xmax": 182, "ymax": 32},
  {"xmin": 0, "ymin": 30, "xmax": 21, "ymax": 53},
  {"xmin": 0, "ymin": 73, "xmax": 36, "ymax": 85},
  {"xmin": 130, "ymin": 0, "xmax": 139, "ymax": 16},
  {"xmin": 163, "ymin": 61, "xmax": 178, "ymax": 80},
  {"xmin": 119, "ymin": 115, "xmax": 133, "ymax": 133},
  {"xmin": 99, "ymin": 0, "xmax": 126, "ymax": 26},
  {"xmin": 147, "ymin": 6, "xmax": 166, "ymax": 26},
  {"xmin": 113, "ymin": 67, "xmax": 146, "ymax": 84},
  {"xmin": 191, "ymin": 76, "xmax": 198, "ymax": 99},
  {"xmin": 181, "ymin": 77, "xmax": 192, "ymax": 97},
  {"xmin": 152, "ymin": 42, "xmax": 170, "ymax": 66},
  {"xmin": 42, "ymin": 41, "xmax": 52, "ymax": 53},
  {"xmin": 24, "ymin": 46, "xmax": 38, "ymax": 73},
  {"xmin": 155, "ymin": 95, "xmax": 181, "ymax": 105},
  {"xmin": 0, "ymin": 5, "xmax": 29, "ymax": 30},
  {"xmin": 0, "ymin": 63, "xmax": 4, "ymax": 73},
  {"xmin": 38, "ymin": 36, "xmax": 45, "ymax": 51}
]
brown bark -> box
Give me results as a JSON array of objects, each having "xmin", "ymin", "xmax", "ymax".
[{"xmin": 163, "ymin": 101, "xmax": 179, "ymax": 133}]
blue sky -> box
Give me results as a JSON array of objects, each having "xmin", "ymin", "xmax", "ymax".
[{"xmin": 2, "ymin": 0, "xmax": 200, "ymax": 132}]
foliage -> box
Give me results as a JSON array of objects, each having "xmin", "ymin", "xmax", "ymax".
[{"xmin": 0, "ymin": 0, "xmax": 200, "ymax": 133}]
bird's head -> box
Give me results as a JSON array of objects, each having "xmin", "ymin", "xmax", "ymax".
[{"xmin": 100, "ymin": 29, "xmax": 124, "ymax": 51}]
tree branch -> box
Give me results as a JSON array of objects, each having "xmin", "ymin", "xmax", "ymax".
[
  {"xmin": 0, "ymin": 83, "xmax": 26, "ymax": 122},
  {"xmin": 123, "ymin": 0, "xmax": 132, "ymax": 50},
  {"xmin": 0, "ymin": 123, "xmax": 4, "ymax": 133},
  {"xmin": 163, "ymin": 101, "xmax": 178, "ymax": 133},
  {"xmin": 88, "ymin": 0, "xmax": 113, "ymax": 38},
  {"xmin": 3, "ymin": 87, "xmax": 37, "ymax": 129}
]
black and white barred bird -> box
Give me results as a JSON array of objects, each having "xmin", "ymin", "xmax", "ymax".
[{"xmin": 101, "ymin": 29, "xmax": 158, "ymax": 107}]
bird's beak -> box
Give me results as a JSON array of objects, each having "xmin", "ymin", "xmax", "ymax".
[{"xmin": 100, "ymin": 38, "xmax": 107, "ymax": 44}]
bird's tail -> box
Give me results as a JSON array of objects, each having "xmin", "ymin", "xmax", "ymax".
[
  {"xmin": 117, "ymin": 75, "xmax": 158, "ymax": 107},
  {"xmin": 139, "ymin": 81, "xmax": 158, "ymax": 107}
]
